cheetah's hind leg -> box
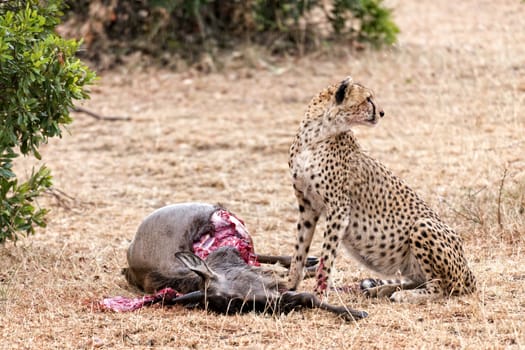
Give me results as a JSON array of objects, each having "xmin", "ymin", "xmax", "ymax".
[
  {"xmin": 360, "ymin": 278, "xmax": 421, "ymax": 299},
  {"xmin": 389, "ymin": 280, "xmax": 445, "ymax": 303}
]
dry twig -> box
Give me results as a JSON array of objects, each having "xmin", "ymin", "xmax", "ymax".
[
  {"xmin": 44, "ymin": 187, "xmax": 78, "ymax": 210},
  {"xmin": 497, "ymin": 167, "xmax": 508, "ymax": 229},
  {"xmin": 73, "ymin": 106, "xmax": 131, "ymax": 121}
]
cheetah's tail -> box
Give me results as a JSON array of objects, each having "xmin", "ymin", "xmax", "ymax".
[{"xmin": 360, "ymin": 278, "xmax": 420, "ymax": 290}]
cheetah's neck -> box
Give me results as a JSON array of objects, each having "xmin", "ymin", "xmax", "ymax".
[
  {"xmin": 291, "ymin": 116, "xmax": 361, "ymax": 154},
  {"xmin": 292, "ymin": 128, "xmax": 361, "ymax": 152}
]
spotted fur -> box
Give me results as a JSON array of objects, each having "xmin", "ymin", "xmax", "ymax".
[{"xmin": 287, "ymin": 76, "xmax": 476, "ymax": 303}]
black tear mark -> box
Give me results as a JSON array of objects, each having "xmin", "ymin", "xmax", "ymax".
[{"xmin": 335, "ymin": 80, "xmax": 349, "ymax": 104}]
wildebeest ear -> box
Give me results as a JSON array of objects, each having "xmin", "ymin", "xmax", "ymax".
[
  {"xmin": 335, "ymin": 80, "xmax": 349, "ymax": 104},
  {"xmin": 175, "ymin": 251, "xmax": 215, "ymax": 280}
]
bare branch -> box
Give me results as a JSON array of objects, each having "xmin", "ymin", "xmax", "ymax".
[
  {"xmin": 44, "ymin": 188, "xmax": 78, "ymax": 210},
  {"xmin": 72, "ymin": 106, "xmax": 131, "ymax": 121}
]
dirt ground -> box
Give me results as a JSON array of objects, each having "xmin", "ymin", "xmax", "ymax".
[{"xmin": 1, "ymin": 0, "xmax": 525, "ymax": 348}]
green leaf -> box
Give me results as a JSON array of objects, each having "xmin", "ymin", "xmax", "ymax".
[{"xmin": 0, "ymin": 0, "xmax": 95, "ymax": 243}]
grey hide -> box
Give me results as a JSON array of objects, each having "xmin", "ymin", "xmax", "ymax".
[
  {"xmin": 125, "ymin": 202, "xmax": 219, "ymax": 293},
  {"xmin": 173, "ymin": 247, "xmax": 368, "ymax": 321}
]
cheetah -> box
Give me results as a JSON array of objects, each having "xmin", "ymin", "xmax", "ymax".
[{"xmin": 287, "ymin": 76, "xmax": 476, "ymax": 303}]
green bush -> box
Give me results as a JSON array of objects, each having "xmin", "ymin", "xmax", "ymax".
[
  {"xmin": 0, "ymin": 0, "xmax": 96, "ymax": 243},
  {"xmin": 330, "ymin": 0, "xmax": 399, "ymax": 46}
]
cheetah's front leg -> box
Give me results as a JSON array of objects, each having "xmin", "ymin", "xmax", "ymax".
[
  {"xmin": 314, "ymin": 207, "xmax": 349, "ymax": 294},
  {"xmin": 288, "ymin": 191, "xmax": 320, "ymax": 291}
]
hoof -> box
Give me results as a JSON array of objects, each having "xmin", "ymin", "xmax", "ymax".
[
  {"xmin": 341, "ymin": 309, "xmax": 368, "ymax": 322},
  {"xmin": 305, "ymin": 256, "xmax": 319, "ymax": 267},
  {"xmin": 356, "ymin": 310, "xmax": 369, "ymax": 319}
]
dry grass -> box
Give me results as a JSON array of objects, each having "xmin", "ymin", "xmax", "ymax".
[{"xmin": 1, "ymin": 0, "xmax": 525, "ymax": 348}]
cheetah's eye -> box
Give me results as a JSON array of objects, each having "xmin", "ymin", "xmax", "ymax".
[{"xmin": 366, "ymin": 97, "xmax": 376, "ymax": 115}]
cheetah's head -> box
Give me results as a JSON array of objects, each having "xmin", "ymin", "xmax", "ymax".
[{"xmin": 330, "ymin": 76, "xmax": 384, "ymax": 128}]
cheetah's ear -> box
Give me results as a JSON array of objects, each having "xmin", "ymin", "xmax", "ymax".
[{"xmin": 335, "ymin": 77, "xmax": 353, "ymax": 104}]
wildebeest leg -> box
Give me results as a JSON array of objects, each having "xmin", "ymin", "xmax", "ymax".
[
  {"xmin": 256, "ymin": 255, "xmax": 319, "ymax": 268},
  {"xmin": 256, "ymin": 255, "xmax": 319, "ymax": 281},
  {"xmin": 304, "ymin": 265, "xmax": 317, "ymax": 278},
  {"xmin": 168, "ymin": 290, "xmax": 205, "ymax": 308},
  {"xmin": 279, "ymin": 291, "xmax": 368, "ymax": 321}
]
